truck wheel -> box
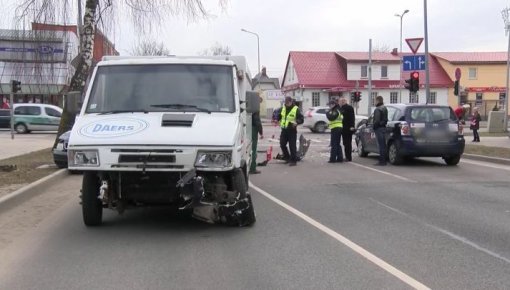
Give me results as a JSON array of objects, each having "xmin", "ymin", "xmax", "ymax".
[
  {"xmin": 388, "ymin": 142, "xmax": 404, "ymax": 165},
  {"xmin": 225, "ymin": 169, "xmax": 256, "ymax": 227},
  {"xmin": 443, "ymin": 155, "xmax": 461, "ymax": 166},
  {"xmin": 82, "ymin": 171, "xmax": 103, "ymax": 226}
]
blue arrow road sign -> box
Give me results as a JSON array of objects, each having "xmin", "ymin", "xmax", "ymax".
[{"xmin": 402, "ymin": 55, "xmax": 426, "ymax": 71}]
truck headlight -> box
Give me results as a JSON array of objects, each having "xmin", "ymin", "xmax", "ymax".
[
  {"xmin": 195, "ymin": 151, "xmax": 232, "ymax": 168},
  {"xmin": 68, "ymin": 150, "xmax": 100, "ymax": 167}
]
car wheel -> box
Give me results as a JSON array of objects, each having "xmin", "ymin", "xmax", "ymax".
[
  {"xmin": 357, "ymin": 141, "xmax": 369, "ymax": 157},
  {"xmin": 443, "ymin": 155, "xmax": 461, "ymax": 166},
  {"xmin": 309, "ymin": 128, "xmax": 317, "ymax": 133},
  {"xmin": 224, "ymin": 169, "xmax": 256, "ymax": 227},
  {"xmin": 15, "ymin": 123, "xmax": 28, "ymax": 134},
  {"xmin": 82, "ymin": 171, "xmax": 103, "ymax": 226},
  {"xmin": 314, "ymin": 122, "xmax": 327, "ymax": 133},
  {"xmin": 388, "ymin": 142, "xmax": 404, "ymax": 165}
]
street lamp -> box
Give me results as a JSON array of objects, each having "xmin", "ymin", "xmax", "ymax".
[
  {"xmin": 395, "ymin": 9, "xmax": 409, "ymax": 102},
  {"xmin": 241, "ymin": 28, "xmax": 260, "ymax": 74},
  {"xmin": 502, "ymin": 8, "xmax": 510, "ymax": 132}
]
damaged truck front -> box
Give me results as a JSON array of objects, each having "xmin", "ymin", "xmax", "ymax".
[{"xmin": 67, "ymin": 56, "xmax": 258, "ymax": 226}]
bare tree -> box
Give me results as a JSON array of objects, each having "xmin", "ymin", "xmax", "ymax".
[
  {"xmin": 372, "ymin": 44, "xmax": 392, "ymax": 53},
  {"xmin": 200, "ymin": 42, "xmax": 232, "ymax": 56},
  {"xmin": 130, "ymin": 40, "xmax": 170, "ymax": 56},
  {"xmin": 12, "ymin": 0, "xmax": 228, "ymax": 146}
]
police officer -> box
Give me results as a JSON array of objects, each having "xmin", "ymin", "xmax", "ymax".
[
  {"xmin": 339, "ymin": 97, "xmax": 355, "ymax": 162},
  {"xmin": 326, "ymin": 99, "xmax": 343, "ymax": 163},
  {"xmin": 278, "ymin": 96, "xmax": 304, "ymax": 166}
]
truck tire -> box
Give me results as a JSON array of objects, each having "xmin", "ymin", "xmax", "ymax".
[
  {"xmin": 82, "ymin": 171, "xmax": 103, "ymax": 226},
  {"xmin": 225, "ymin": 169, "xmax": 256, "ymax": 227}
]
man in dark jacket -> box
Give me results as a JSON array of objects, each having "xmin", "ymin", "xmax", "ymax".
[
  {"xmin": 249, "ymin": 97, "xmax": 264, "ymax": 174},
  {"xmin": 373, "ymin": 96, "xmax": 388, "ymax": 166},
  {"xmin": 326, "ymin": 99, "xmax": 343, "ymax": 163},
  {"xmin": 278, "ymin": 97, "xmax": 304, "ymax": 166},
  {"xmin": 339, "ymin": 97, "xmax": 355, "ymax": 161}
]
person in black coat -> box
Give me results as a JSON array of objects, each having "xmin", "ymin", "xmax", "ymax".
[{"xmin": 339, "ymin": 97, "xmax": 355, "ymax": 161}]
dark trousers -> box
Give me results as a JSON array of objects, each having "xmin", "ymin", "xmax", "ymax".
[
  {"xmin": 330, "ymin": 127, "xmax": 343, "ymax": 162},
  {"xmin": 472, "ymin": 129, "xmax": 480, "ymax": 141},
  {"xmin": 250, "ymin": 128, "xmax": 258, "ymax": 172},
  {"xmin": 341, "ymin": 130, "xmax": 353, "ymax": 161},
  {"xmin": 375, "ymin": 127, "xmax": 387, "ymax": 164},
  {"xmin": 280, "ymin": 128, "xmax": 297, "ymax": 162}
]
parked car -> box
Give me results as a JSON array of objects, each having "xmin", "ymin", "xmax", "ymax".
[
  {"xmin": 13, "ymin": 103, "xmax": 62, "ymax": 133},
  {"xmin": 304, "ymin": 106, "xmax": 368, "ymax": 133},
  {"xmin": 356, "ymin": 104, "xmax": 465, "ymax": 165},
  {"xmin": 0, "ymin": 109, "xmax": 10, "ymax": 128},
  {"xmin": 53, "ymin": 130, "xmax": 71, "ymax": 168}
]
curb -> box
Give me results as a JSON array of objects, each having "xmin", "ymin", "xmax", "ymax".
[
  {"xmin": 0, "ymin": 169, "xmax": 68, "ymax": 212},
  {"xmin": 462, "ymin": 154, "xmax": 510, "ymax": 166}
]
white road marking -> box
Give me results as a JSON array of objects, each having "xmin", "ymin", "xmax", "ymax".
[
  {"xmin": 249, "ymin": 182, "xmax": 430, "ymax": 290},
  {"xmin": 348, "ymin": 162, "xmax": 416, "ymax": 182},
  {"xmin": 371, "ymin": 198, "xmax": 510, "ymax": 266},
  {"xmin": 461, "ymin": 159, "xmax": 510, "ymax": 171}
]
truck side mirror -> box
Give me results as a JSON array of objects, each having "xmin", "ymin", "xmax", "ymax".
[
  {"xmin": 64, "ymin": 91, "xmax": 82, "ymax": 114},
  {"xmin": 245, "ymin": 91, "xmax": 260, "ymax": 114}
]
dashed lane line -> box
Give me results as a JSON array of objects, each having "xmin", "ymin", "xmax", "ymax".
[
  {"xmin": 249, "ymin": 182, "xmax": 430, "ymax": 290},
  {"xmin": 348, "ymin": 162, "xmax": 416, "ymax": 182}
]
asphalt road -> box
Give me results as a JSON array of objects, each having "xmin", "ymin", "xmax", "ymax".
[{"xmin": 1, "ymin": 125, "xmax": 510, "ymax": 289}]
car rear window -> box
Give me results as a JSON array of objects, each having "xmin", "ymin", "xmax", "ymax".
[
  {"xmin": 409, "ymin": 107, "xmax": 456, "ymax": 122},
  {"xmin": 316, "ymin": 109, "xmax": 327, "ymax": 114}
]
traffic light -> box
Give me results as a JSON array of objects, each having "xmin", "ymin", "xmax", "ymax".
[
  {"xmin": 405, "ymin": 72, "xmax": 419, "ymax": 93},
  {"xmin": 350, "ymin": 92, "xmax": 355, "ymax": 103},
  {"xmin": 454, "ymin": 80, "xmax": 459, "ymax": 96},
  {"xmin": 11, "ymin": 80, "xmax": 21, "ymax": 93},
  {"xmin": 354, "ymin": 91, "xmax": 361, "ymax": 102}
]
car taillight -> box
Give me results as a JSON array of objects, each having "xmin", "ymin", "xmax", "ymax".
[
  {"xmin": 306, "ymin": 110, "xmax": 313, "ymax": 118},
  {"xmin": 400, "ymin": 122, "xmax": 410, "ymax": 135},
  {"xmin": 458, "ymin": 123, "xmax": 464, "ymax": 135}
]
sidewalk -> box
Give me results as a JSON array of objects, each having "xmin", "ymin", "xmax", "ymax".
[{"xmin": 0, "ymin": 133, "xmax": 55, "ymax": 160}]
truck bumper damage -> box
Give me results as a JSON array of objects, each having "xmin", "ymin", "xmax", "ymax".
[{"xmin": 176, "ymin": 169, "xmax": 255, "ymax": 226}]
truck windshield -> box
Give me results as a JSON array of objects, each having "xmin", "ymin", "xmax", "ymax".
[{"xmin": 85, "ymin": 64, "xmax": 235, "ymax": 114}]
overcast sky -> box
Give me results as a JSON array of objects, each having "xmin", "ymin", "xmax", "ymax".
[{"xmin": 2, "ymin": 0, "xmax": 510, "ymax": 78}]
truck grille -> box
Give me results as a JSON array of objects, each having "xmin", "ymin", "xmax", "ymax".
[{"xmin": 118, "ymin": 155, "xmax": 176, "ymax": 163}]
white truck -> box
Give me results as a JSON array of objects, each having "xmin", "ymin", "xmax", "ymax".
[{"xmin": 67, "ymin": 55, "xmax": 258, "ymax": 227}]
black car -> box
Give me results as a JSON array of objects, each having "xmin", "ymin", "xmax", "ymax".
[
  {"xmin": 53, "ymin": 130, "xmax": 71, "ymax": 168},
  {"xmin": 356, "ymin": 104, "xmax": 465, "ymax": 165},
  {"xmin": 0, "ymin": 109, "xmax": 11, "ymax": 128}
]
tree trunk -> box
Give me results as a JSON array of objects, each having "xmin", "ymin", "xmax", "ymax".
[{"xmin": 53, "ymin": 0, "xmax": 98, "ymax": 148}]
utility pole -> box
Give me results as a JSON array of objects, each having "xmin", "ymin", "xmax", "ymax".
[
  {"xmin": 368, "ymin": 39, "xmax": 373, "ymax": 115},
  {"xmin": 423, "ymin": 0, "xmax": 431, "ymax": 103},
  {"xmin": 502, "ymin": 7, "xmax": 510, "ymax": 132}
]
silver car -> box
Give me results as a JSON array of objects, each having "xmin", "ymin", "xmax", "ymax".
[{"xmin": 304, "ymin": 106, "xmax": 368, "ymax": 133}]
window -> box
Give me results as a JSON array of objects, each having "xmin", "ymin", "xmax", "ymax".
[
  {"xmin": 409, "ymin": 93, "xmax": 419, "ymax": 104},
  {"xmin": 87, "ymin": 64, "xmax": 235, "ymax": 113},
  {"xmin": 371, "ymin": 92, "xmax": 378, "ymax": 107},
  {"xmin": 312, "ymin": 92, "xmax": 320, "ymax": 107},
  {"xmin": 476, "ymin": 92, "xmax": 483, "ymax": 101},
  {"xmin": 45, "ymin": 107, "xmax": 62, "ymax": 117},
  {"xmin": 390, "ymin": 92, "xmax": 398, "ymax": 104},
  {"xmin": 386, "ymin": 106, "xmax": 398, "ymax": 121},
  {"xmin": 469, "ymin": 68, "xmax": 477, "ymax": 80},
  {"xmin": 410, "ymin": 107, "xmax": 456, "ymax": 122},
  {"xmin": 316, "ymin": 109, "xmax": 327, "ymax": 114},
  {"xmin": 427, "ymin": 92, "xmax": 437, "ymax": 104},
  {"xmin": 381, "ymin": 66, "xmax": 388, "ymax": 78},
  {"xmin": 14, "ymin": 106, "xmax": 41, "ymax": 116},
  {"xmin": 361, "ymin": 65, "xmax": 368, "ymax": 78}
]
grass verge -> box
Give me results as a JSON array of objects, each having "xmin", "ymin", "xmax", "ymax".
[
  {"xmin": 0, "ymin": 148, "xmax": 57, "ymax": 187},
  {"xmin": 464, "ymin": 145, "xmax": 510, "ymax": 159}
]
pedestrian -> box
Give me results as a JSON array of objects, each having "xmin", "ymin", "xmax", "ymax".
[
  {"xmin": 373, "ymin": 96, "xmax": 388, "ymax": 166},
  {"xmin": 454, "ymin": 104, "xmax": 466, "ymax": 124},
  {"xmin": 278, "ymin": 96, "xmax": 304, "ymax": 166},
  {"xmin": 249, "ymin": 97, "xmax": 264, "ymax": 174},
  {"xmin": 470, "ymin": 107, "xmax": 481, "ymax": 142},
  {"xmin": 1, "ymin": 98, "xmax": 10, "ymax": 109},
  {"xmin": 339, "ymin": 97, "xmax": 355, "ymax": 162},
  {"xmin": 326, "ymin": 99, "xmax": 343, "ymax": 163}
]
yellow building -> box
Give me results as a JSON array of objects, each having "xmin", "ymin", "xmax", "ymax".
[{"xmin": 433, "ymin": 52, "xmax": 508, "ymax": 118}]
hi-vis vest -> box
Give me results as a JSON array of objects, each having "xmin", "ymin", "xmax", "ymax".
[
  {"xmin": 329, "ymin": 109, "xmax": 343, "ymax": 129},
  {"xmin": 280, "ymin": 106, "xmax": 298, "ymax": 128}
]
